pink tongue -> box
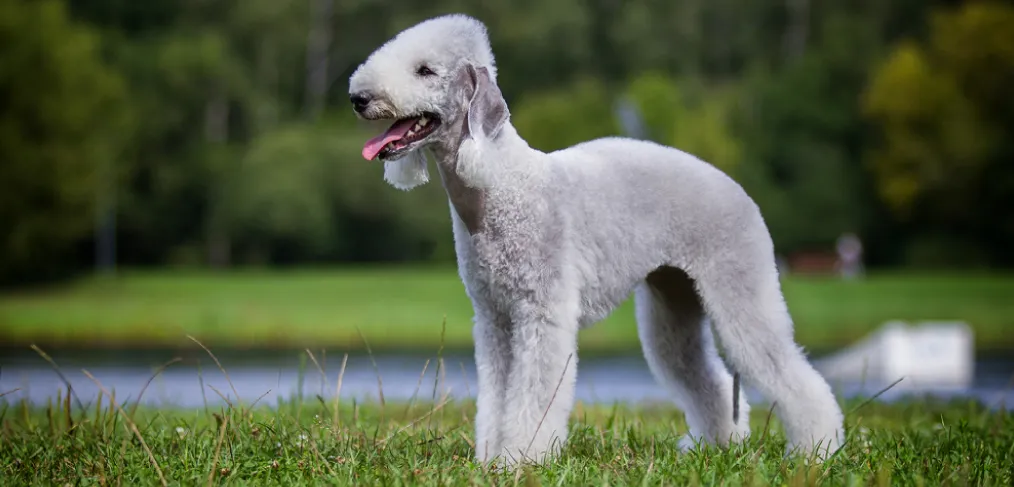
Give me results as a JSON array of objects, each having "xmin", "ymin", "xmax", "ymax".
[{"xmin": 362, "ymin": 118, "xmax": 418, "ymax": 160}]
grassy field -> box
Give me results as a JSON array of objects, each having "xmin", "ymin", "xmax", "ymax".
[
  {"xmin": 1, "ymin": 392, "xmax": 1011, "ymax": 486},
  {"xmin": 1, "ymin": 267, "xmax": 1013, "ymax": 353}
]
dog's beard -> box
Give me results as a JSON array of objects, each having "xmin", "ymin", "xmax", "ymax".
[{"xmin": 383, "ymin": 150, "xmax": 430, "ymax": 191}]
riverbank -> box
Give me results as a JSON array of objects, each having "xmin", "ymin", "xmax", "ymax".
[{"xmin": 1, "ymin": 267, "xmax": 1012, "ymax": 353}]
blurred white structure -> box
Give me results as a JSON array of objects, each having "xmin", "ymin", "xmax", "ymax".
[{"xmin": 816, "ymin": 320, "xmax": 975, "ymax": 390}]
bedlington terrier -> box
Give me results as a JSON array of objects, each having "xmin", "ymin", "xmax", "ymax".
[{"xmin": 348, "ymin": 14, "xmax": 845, "ymax": 466}]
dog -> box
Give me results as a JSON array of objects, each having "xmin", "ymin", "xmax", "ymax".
[{"xmin": 348, "ymin": 14, "xmax": 845, "ymax": 467}]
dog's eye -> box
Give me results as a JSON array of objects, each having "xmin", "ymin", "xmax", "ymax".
[{"xmin": 416, "ymin": 65, "xmax": 436, "ymax": 77}]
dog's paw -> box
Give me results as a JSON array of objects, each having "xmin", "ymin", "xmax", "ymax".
[
  {"xmin": 473, "ymin": 440, "xmax": 499, "ymax": 465},
  {"xmin": 496, "ymin": 439, "xmax": 563, "ymax": 468},
  {"xmin": 785, "ymin": 433, "xmax": 844, "ymax": 464},
  {"xmin": 677, "ymin": 434, "xmax": 701, "ymax": 453},
  {"xmin": 495, "ymin": 452, "xmax": 522, "ymax": 472}
]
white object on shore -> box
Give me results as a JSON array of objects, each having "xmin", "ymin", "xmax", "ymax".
[{"xmin": 815, "ymin": 320, "xmax": 975, "ymax": 390}]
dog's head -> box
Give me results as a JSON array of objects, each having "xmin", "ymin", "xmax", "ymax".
[{"xmin": 348, "ymin": 14, "xmax": 509, "ymax": 189}]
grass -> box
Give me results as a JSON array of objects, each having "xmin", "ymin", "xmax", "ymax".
[
  {"xmin": 1, "ymin": 267, "xmax": 1013, "ymax": 353},
  {"xmin": 2, "ymin": 389, "xmax": 1012, "ymax": 485},
  {"xmin": 2, "ymin": 342, "xmax": 1012, "ymax": 486}
]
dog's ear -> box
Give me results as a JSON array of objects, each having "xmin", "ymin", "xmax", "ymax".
[{"xmin": 453, "ymin": 63, "xmax": 509, "ymax": 141}]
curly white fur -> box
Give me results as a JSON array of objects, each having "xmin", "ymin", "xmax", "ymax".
[{"xmin": 349, "ymin": 14, "xmax": 845, "ymax": 467}]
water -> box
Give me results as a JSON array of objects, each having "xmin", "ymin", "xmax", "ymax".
[{"xmin": 2, "ymin": 349, "xmax": 1011, "ymax": 410}]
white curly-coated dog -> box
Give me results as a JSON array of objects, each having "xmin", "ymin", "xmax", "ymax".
[{"xmin": 348, "ymin": 14, "xmax": 845, "ymax": 467}]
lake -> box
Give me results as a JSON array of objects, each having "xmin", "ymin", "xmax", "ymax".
[{"xmin": 2, "ymin": 349, "xmax": 1011, "ymax": 410}]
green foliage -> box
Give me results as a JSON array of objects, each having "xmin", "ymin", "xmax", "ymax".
[
  {"xmin": 511, "ymin": 72, "xmax": 742, "ymax": 176},
  {"xmin": 625, "ymin": 73, "xmax": 742, "ymax": 175},
  {"xmin": 2, "ymin": 394, "xmax": 1011, "ymax": 485},
  {"xmin": 4, "ymin": 0, "xmax": 1012, "ymax": 283},
  {"xmin": 735, "ymin": 13, "xmax": 884, "ymax": 254},
  {"xmin": 223, "ymin": 124, "xmax": 344, "ymax": 259},
  {"xmin": 511, "ymin": 78, "xmax": 619, "ymax": 153},
  {"xmin": 218, "ymin": 119, "xmax": 457, "ymax": 264},
  {"xmin": 863, "ymin": 42, "xmax": 993, "ymax": 217},
  {"xmin": 0, "ymin": 0, "xmax": 129, "ymax": 284},
  {"xmin": 863, "ymin": 1, "xmax": 1014, "ymax": 265}
]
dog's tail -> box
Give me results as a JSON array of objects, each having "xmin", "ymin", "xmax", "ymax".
[{"xmin": 732, "ymin": 372, "xmax": 741, "ymax": 422}]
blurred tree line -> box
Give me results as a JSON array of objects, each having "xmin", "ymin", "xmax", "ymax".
[{"xmin": 2, "ymin": 0, "xmax": 1012, "ymax": 285}]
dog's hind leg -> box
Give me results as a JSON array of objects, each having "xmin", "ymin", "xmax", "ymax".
[
  {"xmin": 694, "ymin": 255, "xmax": 845, "ymax": 461},
  {"xmin": 636, "ymin": 266, "xmax": 751, "ymax": 451}
]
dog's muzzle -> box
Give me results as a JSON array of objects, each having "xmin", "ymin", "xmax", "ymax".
[{"xmin": 350, "ymin": 92, "xmax": 372, "ymax": 114}]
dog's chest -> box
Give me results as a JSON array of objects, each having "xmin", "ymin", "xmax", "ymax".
[
  {"xmin": 472, "ymin": 213, "xmax": 538, "ymax": 277},
  {"xmin": 453, "ymin": 200, "xmax": 561, "ymax": 303}
]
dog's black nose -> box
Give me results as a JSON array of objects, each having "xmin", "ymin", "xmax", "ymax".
[{"xmin": 350, "ymin": 93, "xmax": 372, "ymax": 113}]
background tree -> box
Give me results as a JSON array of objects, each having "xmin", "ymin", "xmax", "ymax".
[
  {"xmin": 0, "ymin": 0, "xmax": 129, "ymax": 285},
  {"xmin": 2, "ymin": 0, "xmax": 1009, "ymax": 284},
  {"xmin": 863, "ymin": 0, "xmax": 1014, "ymax": 267}
]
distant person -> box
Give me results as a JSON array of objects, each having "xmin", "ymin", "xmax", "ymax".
[
  {"xmin": 836, "ymin": 232, "xmax": 864, "ymax": 280},
  {"xmin": 775, "ymin": 253, "xmax": 790, "ymax": 277}
]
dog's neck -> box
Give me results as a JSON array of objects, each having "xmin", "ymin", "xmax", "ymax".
[
  {"xmin": 430, "ymin": 141, "xmax": 486, "ymax": 236},
  {"xmin": 428, "ymin": 122, "xmax": 538, "ymax": 236}
]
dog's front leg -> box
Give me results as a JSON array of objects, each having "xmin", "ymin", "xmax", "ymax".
[
  {"xmin": 472, "ymin": 308, "xmax": 512, "ymax": 463},
  {"xmin": 498, "ymin": 305, "xmax": 579, "ymax": 467}
]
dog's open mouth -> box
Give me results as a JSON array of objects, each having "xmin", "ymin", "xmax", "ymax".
[{"xmin": 361, "ymin": 113, "xmax": 442, "ymax": 161}]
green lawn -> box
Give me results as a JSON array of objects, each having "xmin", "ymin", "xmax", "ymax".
[
  {"xmin": 0, "ymin": 267, "xmax": 1012, "ymax": 353},
  {"xmin": 2, "ymin": 394, "xmax": 1011, "ymax": 485}
]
